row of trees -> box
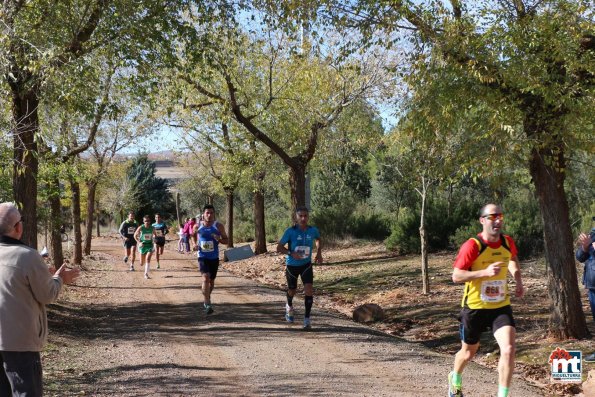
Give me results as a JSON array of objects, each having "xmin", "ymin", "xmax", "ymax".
[{"xmin": 1, "ymin": 1, "xmax": 593, "ymax": 340}]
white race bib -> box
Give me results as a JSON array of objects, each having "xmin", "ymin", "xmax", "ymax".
[
  {"xmin": 155, "ymin": 230, "xmax": 163, "ymax": 237},
  {"xmin": 128, "ymin": 227, "xmax": 135, "ymax": 234},
  {"xmin": 295, "ymin": 246, "xmax": 311, "ymax": 259},
  {"xmin": 143, "ymin": 234, "xmax": 152, "ymax": 241},
  {"xmin": 480, "ymin": 280, "xmax": 506, "ymax": 302},
  {"xmin": 201, "ymin": 240, "xmax": 214, "ymax": 252}
]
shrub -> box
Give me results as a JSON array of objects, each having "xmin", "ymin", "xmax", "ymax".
[{"xmin": 347, "ymin": 212, "xmax": 392, "ymax": 240}]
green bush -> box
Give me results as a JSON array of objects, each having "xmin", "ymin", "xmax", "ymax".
[
  {"xmin": 385, "ymin": 209, "xmax": 420, "ymax": 254},
  {"xmin": 347, "ymin": 212, "xmax": 392, "ymax": 240},
  {"xmin": 385, "ymin": 200, "xmax": 481, "ymax": 254},
  {"xmin": 233, "ymin": 222, "xmax": 254, "ymax": 243},
  {"xmin": 311, "ymin": 206, "xmax": 354, "ymax": 239}
]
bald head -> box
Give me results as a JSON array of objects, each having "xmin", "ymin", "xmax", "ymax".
[{"xmin": 0, "ymin": 202, "xmax": 22, "ymax": 238}]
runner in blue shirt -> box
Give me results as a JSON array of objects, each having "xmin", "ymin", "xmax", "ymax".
[
  {"xmin": 152, "ymin": 213, "xmax": 168, "ymax": 269},
  {"xmin": 197, "ymin": 205, "xmax": 228, "ymax": 314},
  {"xmin": 276, "ymin": 206, "xmax": 322, "ymax": 329}
]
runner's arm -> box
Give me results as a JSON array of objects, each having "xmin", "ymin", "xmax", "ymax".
[
  {"xmin": 133, "ymin": 226, "xmax": 142, "ymax": 243},
  {"xmin": 314, "ymin": 238, "xmax": 322, "ymax": 264},
  {"xmin": 452, "ymin": 263, "xmax": 504, "ymax": 283},
  {"xmin": 119, "ymin": 222, "xmax": 127, "ymax": 238},
  {"xmin": 507, "ymin": 256, "xmax": 524, "ymax": 298},
  {"xmin": 216, "ymin": 223, "xmax": 229, "ymax": 245}
]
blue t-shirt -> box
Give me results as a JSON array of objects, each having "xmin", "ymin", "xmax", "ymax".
[
  {"xmin": 152, "ymin": 222, "xmax": 168, "ymax": 240},
  {"xmin": 279, "ymin": 225, "xmax": 320, "ymax": 266},
  {"xmin": 197, "ymin": 221, "xmax": 221, "ymax": 260}
]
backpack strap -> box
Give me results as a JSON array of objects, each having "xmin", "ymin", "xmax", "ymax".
[
  {"xmin": 471, "ymin": 235, "xmax": 511, "ymax": 255},
  {"xmin": 470, "ymin": 237, "xmax": 488, "ymax": 255}
]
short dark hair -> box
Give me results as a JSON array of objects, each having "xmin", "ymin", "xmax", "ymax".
[
  {"xmin": 155, "ymin": 213, "xmax": 160, "ymax": 217},
  {"xmin": 295, "ymin": 206, "xmax": 309, "ymax": 213},
  {"xmin": 143, "ymin": 215, "xmax": 151, "ymax": 221},
  {"xmin": 479, "ymin": 203, "xmax": 501, "ymax": 217},
  {"xmin": 203, "ymin": 204, "xmax": 215, "ymax": 212}
]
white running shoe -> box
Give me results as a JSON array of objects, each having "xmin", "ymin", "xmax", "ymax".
[
  {"xmin": 303, "ymin": 318, "xmax": 311, "ymax": 329},
  {"xmin": 285, "ymin": 304, "xmax": 294, "ymax": 323}
]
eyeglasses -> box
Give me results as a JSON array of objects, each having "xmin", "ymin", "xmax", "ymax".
[{"xmin": 482, "ymin": 213, "xmax": 504, "ymax": 221}]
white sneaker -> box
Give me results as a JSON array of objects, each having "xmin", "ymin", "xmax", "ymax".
[
  {"xmin": 303, "ymin": 318, "xmax": 311, "ymax": 329},
  {"xmin": 285, "ymin": 304, "xmax": 294, "ymax": 323},
  {"xmin": 144, "ymin": 273, "xmax": 150, "ymax": 279}
]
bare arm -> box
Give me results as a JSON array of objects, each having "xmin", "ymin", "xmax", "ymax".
[
  {"xmin": 508, "ymin": 256, "xmax": 524, "ymax": 298},
  {"xmin": 314, "ymin": 238, "xmax": 322, "ymax": 264},
  {"xmin": 452, "ymin": 262, "xmax": 504, "ymax": 283},
  {"xmin": 134, "ymin": 226, "xmax": 142, "ymax": 243},
  {"xmin": 216, "ymin": 223, "xmax": 229, "ymax": 245}
]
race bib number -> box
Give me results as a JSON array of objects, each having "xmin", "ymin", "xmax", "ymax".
[
  {"xmin": 295, "ymin": 246, "xmax": 311, "ymax": 258},
  {"xmin": 480, "ymin": 280, "xmax": 506, "ymax": 302},
  {"xmin": 127, "ymin": 227, "xmax": 135, "ymax": 234},
  {"xmin": 143, "ymin": 234, "xmax": 152, "ymax": 241},
  {"xmin": 200, "ymin": 240, "xmax": 214, "ymax": 252},
  {"xmin": 155, "ymin": 230, "xmax": 163, "ymax": 237}
]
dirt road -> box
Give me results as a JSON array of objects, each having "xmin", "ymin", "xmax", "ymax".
[{"xmin": 45, "ymin": 238, "xmax": 545, "ymax": 396}]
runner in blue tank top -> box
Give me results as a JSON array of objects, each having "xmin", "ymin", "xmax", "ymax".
[
  {"xmin": 197, "ymin": 204, "xmax": 228, "ymax": 314},
  {"xmin": 277, "ymin": 206, "xmax": 322, "ymax": 329},
  {"xmin": 152, "ymin": 213, "xmax": 168, "ymax": 269}
]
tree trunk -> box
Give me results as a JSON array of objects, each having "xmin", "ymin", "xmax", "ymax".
[
  {"xmin": 96, "ymin": 200, "xmax": 100, "ymax": 237},
  {"xmin": 419, "ymin": 178, "xmax": 430, "ymax": 295},
  {"xmin": 84, "ymin": 180, "xmax": 97, "ymax": 255},
  {"xmin": 289, "ymin": 164, "xmax": 307, "ymax": 214},
  {"xmin": 175, "ymin": 192, "xmax": 181, "ymax": 227},
  {"xmin": 69, "ymin": 177, "xmax": 83, "ymax": 264},
  {"xmin": 12, "ymin": 88, "xmax": 39, "ymax": 249},
  {"xmin": 48, "ymin": 177, "xmax": 64, "ymax": 267},
  {"xmin": 529, "ymin": 145, "xmax": 588, "ymax": 339},
  {"xmin": 225, "ymin": 190, "xmax": 234, "ymax": 248},
  {"xmin": 253, "ymin": 186, "xmax": 267, "ymax": 254}
]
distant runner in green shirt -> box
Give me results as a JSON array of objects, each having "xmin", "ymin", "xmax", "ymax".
[{"xmin": 134, "ymin": 215, "xmax": 156, "ymax": 279}]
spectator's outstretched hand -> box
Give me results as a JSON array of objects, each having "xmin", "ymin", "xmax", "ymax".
[{"xmin": 55, "ymin": 264, "xmax": 80, "ymax": 285}]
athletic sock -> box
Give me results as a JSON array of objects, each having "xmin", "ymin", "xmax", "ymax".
[
  {"xmin": 304, "ymin": 296, "xmax": 313, "ymax": 318},
  {"xmin": 286, "ymin": 293, "xmax": 293, "ymax": 307},
  {"xmin": 497, "ymin": 385, "xmax": 509, "ymax": 397},
  {"xmin": 145, "ymin": 262, "xmax": 150, "ymax": 273},
  {"xmin": 450, "ymin": 371, "xmax": 462, "ymax": 387}
]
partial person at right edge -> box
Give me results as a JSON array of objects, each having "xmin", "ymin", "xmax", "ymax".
[
  {"xmin": 576, "ymin": 218, "xmax": 595, "ymax": 363},
  {"xmin": 0, "ymin": 202, "xmax": 80, "ymax": 396}
]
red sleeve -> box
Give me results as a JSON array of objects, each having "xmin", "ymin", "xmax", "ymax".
[
  {"xmin": 453, "ymin": 239, "xmax": 480, "ymax": 271},
  {"xmin": 504, "ymin": 235, "xmax": 518, "ymax": 258}
]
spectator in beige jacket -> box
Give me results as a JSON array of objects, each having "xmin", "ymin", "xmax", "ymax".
[{"xmin": 0, "ymin": 202, "xmax": 80, "ymax": 396}]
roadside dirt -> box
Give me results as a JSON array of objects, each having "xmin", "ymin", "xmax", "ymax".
[{"xmin": 43, "ymin": 237, "xmax": 592, "ymax": 396}]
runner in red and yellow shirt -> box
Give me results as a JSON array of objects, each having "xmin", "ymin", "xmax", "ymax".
[{"xmin": 448, "ymin": 204, "xmax": 524, "ymax": 397}]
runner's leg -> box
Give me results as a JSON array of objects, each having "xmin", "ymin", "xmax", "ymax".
[
  {"xmin": 493, "ymin": 325, "xmax": 516, "ymax": 392},
  {"xmin": 453, "ymin": 341, "xmax": 479, "ymax": 374}
]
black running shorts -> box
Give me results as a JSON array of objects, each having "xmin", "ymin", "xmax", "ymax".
[
  {"xmin": 198, "ymin": 258, "xmax": 220, "ymax": 280},
  {"xmin": 123, "ymin": 238, "xmax": 137, "ymax": 249},
  {"xmin": 458, "ymin": 305, "xmax": 515, "ymax": 345},
  {"xmin": 285, "ymin": 263, "xmax": 313, "ymax": 290}
]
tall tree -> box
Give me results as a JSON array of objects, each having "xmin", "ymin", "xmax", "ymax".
[{"xmin": 175, "ymin": 19, "xmax": 391, "ymax": 213}]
